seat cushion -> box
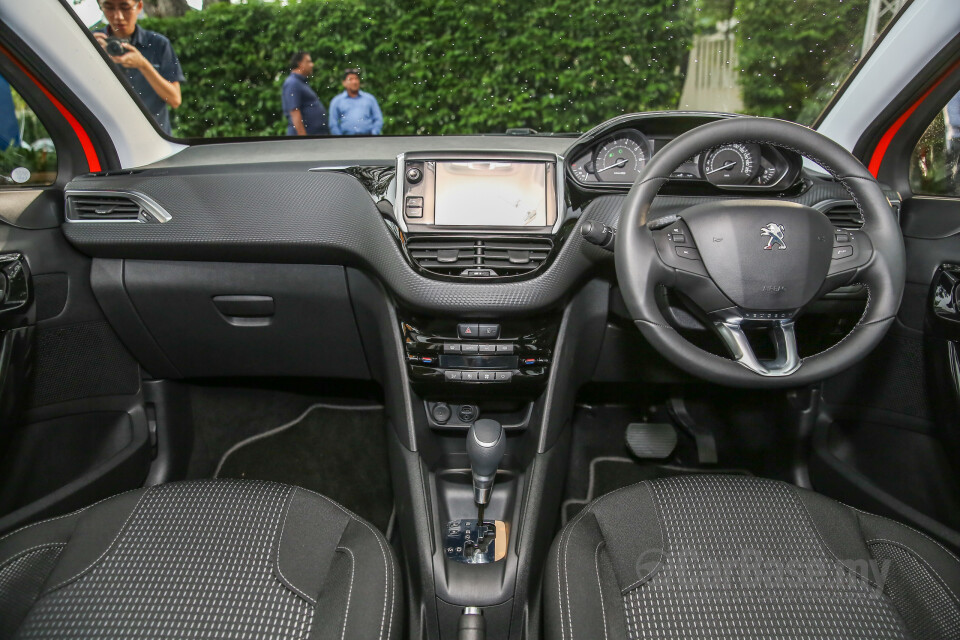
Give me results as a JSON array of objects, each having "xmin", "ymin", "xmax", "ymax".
[
  {"xmin": 545, "ymin": 474, "xmax": 960, "ymax": 640},
  {"xmin": 0, "ymin": 479, "xmax": 400, "ymax": 640}
]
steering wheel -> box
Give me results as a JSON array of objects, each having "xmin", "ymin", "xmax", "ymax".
[{"xmin": 615, "ymin": 117, "xmax": 905, "ymax": 388}]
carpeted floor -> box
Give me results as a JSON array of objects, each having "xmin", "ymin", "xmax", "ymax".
[
  {"xmin": 213, "ymin": 404, "xmax": 393, "ymax": 533},
  {"xmin": 183, "ymin": 382, "xmax": 392, "ymax": 533},
  {"xmin": 560, "ymin": 401, "xmax": 750, "ymax": 524}
]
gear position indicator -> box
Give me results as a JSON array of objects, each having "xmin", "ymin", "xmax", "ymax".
[{"xmin": 445, "ymin": 519, "xmax": 508, "ymax": 564}]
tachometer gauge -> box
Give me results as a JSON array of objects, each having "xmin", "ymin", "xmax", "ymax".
[
  {"xmin": 701, "ymin": 143, "xmax": 760, "ymax": 186},
  {"xmin": 595, "ymin": 135, "xmax": 648, "ymax": 183}
]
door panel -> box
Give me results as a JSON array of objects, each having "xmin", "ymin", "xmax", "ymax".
[
  {"xmin": 810, "ymin": 84, "xmax": 960, "ymax": 551},
  {"xmin": 0, "ymin": 196, "xmax": 152, "ymax": 535},
  {"xmin": 0, "ymin": 55, "xmax": 152, "ymax": 534}
]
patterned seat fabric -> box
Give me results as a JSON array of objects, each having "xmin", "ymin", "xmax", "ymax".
[
  {"xmin": 545, "ymin": 475, "xmax": 960, "ymax": 640},
  {"xmin": 0, "ymin": 479, "xmax": 400, "ymax": 640}
]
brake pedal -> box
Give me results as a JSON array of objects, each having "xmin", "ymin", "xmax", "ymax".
[{"xmin": 625, "ymin": 422, "xmax": 678, "ymax": 459}]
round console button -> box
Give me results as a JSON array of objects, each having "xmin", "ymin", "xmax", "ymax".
[
  {"xmin": 406, "ymin": 167, "xmax": 423, "ymax": 183},
  {"xmin": 432, "ymin": 402, "xmax": 452, "ymax": 424}
]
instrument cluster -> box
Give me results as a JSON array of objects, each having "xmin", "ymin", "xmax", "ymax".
[{"xmin": 566, "ymin": 120, "xmax": 801, "ymax": 192}]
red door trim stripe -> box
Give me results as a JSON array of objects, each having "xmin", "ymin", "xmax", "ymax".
[
  {"xmin": 0, "ymin": 42, "xmax": 102, "ymax": 172},
  {"xmin": 867, "ymin": 58, "xmax": 960, "ymax": 177}
]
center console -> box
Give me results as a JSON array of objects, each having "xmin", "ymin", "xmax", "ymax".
[{"xmin": 370, "ymin": 150, "xmax": 594, "ymax": 640}]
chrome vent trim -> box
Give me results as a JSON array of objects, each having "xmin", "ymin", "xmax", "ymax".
[
  {"xmin": 405, "ymin": 235, "xmax": 553, "ymax": 277},
  {"xmin": 65, "ymin": 190, "xmax": 172, "ymax": 223}
]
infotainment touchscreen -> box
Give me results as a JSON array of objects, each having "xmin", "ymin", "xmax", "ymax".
[{"xmin": 434, "ymin": 161, "xmax": 548, "ymax": 227}]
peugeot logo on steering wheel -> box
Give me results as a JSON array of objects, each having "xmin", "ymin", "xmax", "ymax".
[{"xmin": 760, "ymin": 223, "xmax": 787, "ymax": 250}]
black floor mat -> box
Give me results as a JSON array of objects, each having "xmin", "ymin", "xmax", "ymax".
[{"xmin": 215, "ymin": 405, "xmax": 393, "ymax": 533}]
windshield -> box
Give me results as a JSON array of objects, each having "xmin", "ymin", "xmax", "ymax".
[{"xmin": 68, "ymin": 0, "xmax": 900, "ymax": 139}]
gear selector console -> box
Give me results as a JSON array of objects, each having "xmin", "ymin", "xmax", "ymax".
[{"xmin": 444, "ymin": 519, "xmax": 508, "ymax": 564}]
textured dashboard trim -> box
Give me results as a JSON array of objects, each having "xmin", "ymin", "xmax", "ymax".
[{"xmin": 61, "ymin": 169, "xmax": 856, "ymax": 315}]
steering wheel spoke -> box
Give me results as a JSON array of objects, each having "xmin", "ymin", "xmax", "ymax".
[{"xmin": 709, "ymin": 309, "xmax": 801, "ymax": 377}]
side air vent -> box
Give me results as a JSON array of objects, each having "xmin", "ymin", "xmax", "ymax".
[
  {"xmin": 66, "ymin": 191, "xmax": 171, "ymax": 223},
  {"xmin": 405, "ymin": 236, "xmax": 554, "ymax": 278},
  {"xmin": 821, "ymin": 202, "xmax": 864, "ymax": 230}
]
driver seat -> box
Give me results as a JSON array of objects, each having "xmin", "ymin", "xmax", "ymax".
[{"xmin": 545, "ymin": 474, "xmax": 960, "ymax": 639}]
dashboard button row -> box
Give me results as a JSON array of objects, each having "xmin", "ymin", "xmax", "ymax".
[
  {"xmin": 444, "ymin": 370, "xmax": 512, "ymax": 382},
  {"xmin": 445, "ymin": 343, "xmax": 513, "ymax": 354},
  {"xmin": 457, "ymin": 323, "xmax": 500, "ymax": 339}
]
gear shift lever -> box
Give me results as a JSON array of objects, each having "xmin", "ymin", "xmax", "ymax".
[{"xmin": 466, "ymin": 419, "xmax": 505, "ymax": 527}]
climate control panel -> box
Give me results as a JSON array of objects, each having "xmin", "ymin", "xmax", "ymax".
[{"xmin": 400, "ymin": 316, "xmax": 557, "ymax": 388}]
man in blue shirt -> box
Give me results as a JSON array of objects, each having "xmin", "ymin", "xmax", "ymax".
[
  {"xmin": 329, "ymin": 68, "xmax": 383, "ymax": 136},
  {"xmin": 281, "ymin": 52, "xmax": 328, "ymax": 136},
  {"xmin": 94, "ymin": 0, "xmax": 184, "ymax": 135}
]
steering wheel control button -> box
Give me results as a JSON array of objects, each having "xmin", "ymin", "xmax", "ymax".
[
  {"xmin": 835, "ymin": 232, "xmax": 850, "ymax": 243},
  {"xmin": 478, "ymin": 324, "xmax": 500, "ymax": 338},
  {"xmin": 743, "ymin": 311, "xmax": 792, "ymax": 320},
  {"xmin": 675, "ymin": 246, "xmax": 700, "ymax": 260},
  {"xmin": 445, "ymin": 370, "xmax": 462, "ymax": 381},
  {"xmin": 458, "ymin": 323, "xmax": 479, "ymax": 339},
  {"xmin": 832, "ymin": 245, "xmax": 854, "ymax": 259},
  {"xmin": 432, "ymin": 402, "xmax": 452, "ymax": 423},
  {"xmin": 669, "ymin": 234, "xmax": 687, "ymax": 244}
]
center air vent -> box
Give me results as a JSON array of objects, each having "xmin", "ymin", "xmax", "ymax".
[
  {"xmin": 66, "ymin": 191, "xmax": 171, "ymax": 223},
  {"xmin": 821, "ymin": 202, "xmax": 864, "ymax": 230},
  {"xmin": 405, "ymin": 236, "xmax": 554, "ymax": 278}
]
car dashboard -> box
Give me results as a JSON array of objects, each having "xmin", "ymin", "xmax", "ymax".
[{"xmin": 57, "ymin": 111, "xmax": 889, "ymax": 387}]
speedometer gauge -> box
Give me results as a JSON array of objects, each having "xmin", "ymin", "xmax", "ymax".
[
  {"xmin": 701, "ymin": 143, "xmax": 760, "ymax": 186},
  {"xmin": 594, "ymin": 135, "xmax": 649, "ymax": 183}
]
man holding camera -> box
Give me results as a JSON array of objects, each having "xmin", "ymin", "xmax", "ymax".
[{"xmin": 94, "ymin": 0, "xmax": 184, "ymax": 135}]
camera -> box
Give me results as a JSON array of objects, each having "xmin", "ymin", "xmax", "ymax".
[{"xmin": 105, "ymin": 37, "xmax": 130, "ymax": 57}]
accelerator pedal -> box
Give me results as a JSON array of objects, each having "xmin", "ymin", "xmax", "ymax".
[{"xmin": 625, "ymin": 422, "xmax": 678, "ymax": 459}]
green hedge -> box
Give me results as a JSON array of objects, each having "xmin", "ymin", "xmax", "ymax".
[
  {"xmin": 142, "ymin": 0, "xmax": 693, "ymax": 137},
  {"xmin": 734, "ymin": 0, "xmax": 867, "ymax": 124}
]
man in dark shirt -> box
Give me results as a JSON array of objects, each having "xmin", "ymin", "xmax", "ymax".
[
  {"xmin": 94, "ymin": 0, "xmax": 184, "ymax": 135},
  {"xmin": 281, "ymin": 52, "xmax": 328, "ymax": 136}
]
